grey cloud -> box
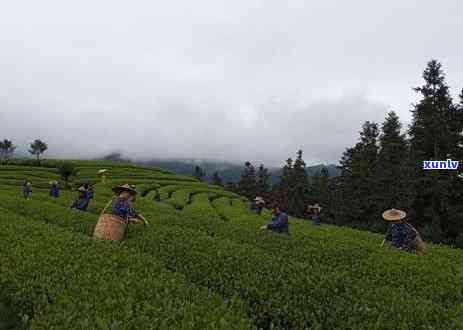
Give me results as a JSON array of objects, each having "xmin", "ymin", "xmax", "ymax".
[{"xmin": 1, "ymin": 0, "xmax": 462, "ymax": 166}]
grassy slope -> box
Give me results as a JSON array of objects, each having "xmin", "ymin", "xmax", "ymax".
[{"xmin": 0, "ymin": 160, "xmax": 463, "ymax": 329}]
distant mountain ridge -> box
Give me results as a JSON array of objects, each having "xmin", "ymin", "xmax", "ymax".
[{"xmin": 101, "ymin": 153, "xmax": 338, "ymax": 185}]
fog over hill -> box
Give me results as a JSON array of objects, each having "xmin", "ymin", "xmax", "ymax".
[{"xmin": 101, "ymin": 152, "xmax": 338, "ymax": 184}]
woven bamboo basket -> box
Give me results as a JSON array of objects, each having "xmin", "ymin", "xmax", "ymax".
[
  {"xmin": 404, "ymin": 220, "xmax": 426, "ymax": 256},
  {"xmin": 93, "ymin": 214, "xmax": 128, "ymax": 241},
  {"xmin": 412, "ymin": 231, "xmax": 426, "ymax": 256}
]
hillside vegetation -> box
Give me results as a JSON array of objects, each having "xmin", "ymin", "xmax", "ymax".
[{"xmin": 1, "ymin": 160, "xmax": 463, "ymax": 329}]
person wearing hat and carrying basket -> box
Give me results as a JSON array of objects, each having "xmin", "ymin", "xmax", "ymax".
[
  {"xmin": 93, "ymin": 184, "xmax": 148, "ymax": 242},
  {"xmin": 381, "ymin": 208, "xmax": 425, "ymax": 256},
  {"xmin": 111, "ymin": 184, "xmax": 148, "ymax": 225}
]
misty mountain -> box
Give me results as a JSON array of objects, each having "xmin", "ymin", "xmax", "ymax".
[
  {"xmin": 134, "ymin": 157, "xmax": 338, "ymax": 185},
  {"xmin": 101, "ymin": 153, "xmax": 338, "ymax": 185}
]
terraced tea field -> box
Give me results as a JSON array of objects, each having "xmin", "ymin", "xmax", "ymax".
[{"xmin": 1, "ymin": 160, "xmax": 463, "ymax": 329}]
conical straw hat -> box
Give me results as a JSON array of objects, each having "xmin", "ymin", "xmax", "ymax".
[
  {"xmin": 382, "ymin": 209, "xmax": 406, "ymax": 222},
  {"xmin": 112, "ymin": 183, "xmax": 137, "ymax": 195}
]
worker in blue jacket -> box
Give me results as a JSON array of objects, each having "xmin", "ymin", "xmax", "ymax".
[
  {"xmin": 153, "ymin": 189, "xmax": 161, "ymax": 202},
  {"xmin": 22, "ymin": 181, "xmax": 32, "ymax": 199},
  {"xmin": 71, "ymin": 186, "xmax": 90, "ymax": 211},
  {"xmin": 49, "ymin": 181, "xmax": 60, "ymax": 198},
  {"xmin": 111, "ymin": 184, "xmax": 147, "ymax": 224},
  {"xmin": 261, "ymin": 204, "xmax": 289, "ymax": 234},
  {"xmin": 381, "ymin": 208, "xmax": 418, "ymax": 254},
  {"xmin": 307, "ymin": 203, "xmax": 322, "ymax": 225}
]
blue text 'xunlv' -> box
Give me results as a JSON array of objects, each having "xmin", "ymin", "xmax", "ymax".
[{"xmin": 423, "ymin": 159, "xmax": 459, "ymax": 170}]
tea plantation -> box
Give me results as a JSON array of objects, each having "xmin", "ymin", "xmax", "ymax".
[{"xmin": 1, "ymin": 160, "xmax": 463, "ymax": 329}]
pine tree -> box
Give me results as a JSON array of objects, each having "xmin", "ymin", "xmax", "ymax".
[
  {"xmin": 225, "ymin": 181, "xmax": 237, "ymax": 192},
  {"xmin": 287, "ymin": 150, "xmax": 310, "ymax": 217},
  {"xmin": 256, "ymin": 164, "xmax": 270, "ymax": 198},
  {"xmin": 334, "ymin": 121, "xmax": 379, "ymax": 228},
  {"xmin": 237, "ymin": 161, "xmax": 257, "ymax": 199},
  {"xmin": 375, "ymin": 111, "xmax": 414, "ymax": 212},
  {"xmin": 307, "ymin": 166, "xmax": 331, "ymax": 219},
  {"xmin": 193, "ymin": 166, "xmax": 205, "ymax": 181},
  {"xmin": 408, "ymin": 60, "xmax": 461, "ymax": 242},
  {"xmin": 409, "ymin": 60, "xmax": 458, "ymax": 160},
  {"xmin": 273, "ymin": 158, "xmax": 293, "ymax": 211},
  {"xmin": 212, "ymin": 171, "xmax": 223, "ymax": 187}
]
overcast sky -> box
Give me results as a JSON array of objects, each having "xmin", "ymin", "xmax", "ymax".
[{"xmin": 1, "ymin": 0, "xmax": 462, "ymax": 166}]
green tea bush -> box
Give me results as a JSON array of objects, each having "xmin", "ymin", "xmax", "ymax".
[
  {"xmin": 3, "ymin": 161, "xmax": 463, "ymax": 328},
  {"xmin": 0, "ymin": 210, "xmax": 252, "ymax": 329}
]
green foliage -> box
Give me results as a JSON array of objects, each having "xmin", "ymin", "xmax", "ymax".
[
  {"xmin": 212, "ymin": 171, "xmax": 223, "ymax": 187},
  {"xmin": 272, "ymin": 151, "xmax": 310, "ymax": 216},
  {"xmin": 0, "ymin": 210, "xmax": 251, "ymax": 329},
  {"xmin": 2, "ymin": 159, "xmax": 463, "ymax": 328},
  {"xmin": 56, "ymin": 162, "xmax": 79, "ymax": 189},
  {"xmin": 256, "ymin": 164, "xmax": 271, "ymax": 198},
  {"xmin": 193, "ymin": 165, "xmax": 205, "ymax": 181},
  {"xmin": 237, "ymin": 161, "xmax": 257, "ymax": 200},
  {"xmin": 0, "ymin": 139, "xmax": 16, "ymax": 164},
  {"xmin": 28, "ymin": 139, "xmax": 48, "ymax": 165}
]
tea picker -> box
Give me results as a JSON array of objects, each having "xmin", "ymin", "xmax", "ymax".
[
  {"xmin": 98, "ymin": 169, "xmax": 108, "ymax": 184},
  {"xmin": 93, "ymin": 184, "xmax": 149, "ymax": 242},
  {"xmin": 381, "ymin": 208, "xmax": 426, "ymax": 256},
  {"xmin": 307, "ymin": 203, "xmax": 322, "ymax": 225},
  {"xmin": 260, "ymin": 204, "xmax": 289, "ymax": 234},
  {"xmin": 251, "ymin": 197, "xmax": 265, "ymax": 215},
  {"xmin": 22, "ymin": 181, "xmax": 32, "ymax": 199},
  {"xmin": 70, "ymin": 186, "xmax": 91, "ymax": 211},
  {"xmin": 49, "ymin": 180, "xmax": 60, "ymax": 198}
]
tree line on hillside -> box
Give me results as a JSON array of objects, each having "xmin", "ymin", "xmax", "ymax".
[
  {"xmin": 209, "ymin": 60, "xmax": 463, "ymax": 246},
  {"xmin": 0, "ymin": 139, "xmax": 48, "ymax": 165}
]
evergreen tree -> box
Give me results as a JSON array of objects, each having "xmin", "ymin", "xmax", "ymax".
[
  {"xmin": 256, "ymin": 164, "xmax": 271, "ymax": 198},
  {"xmin": 408, "ymin": 60, "xmax": 461, "ymax": 242},
  {"xmin": 237, "ymin": 161, "xmax": 257, "ymax": 199},
  {"xmin": 273, "ymin": 158, "xmax": 293, "ymax": 211},
  {"xmin": 212, "ymin": 171, "xmax": 223, "ymax": 187},
  {"xmin": 375, "ymin": 111, "xmax": 414, "ymax": 212},
  {"xmin": 193, "ymin": 165, "xmax": 205, "ymax": 181},
  {"xmin": 225, "ymin": 181, "xmax": 237, "ymax": 192},
  {"xmin": 334, "ymin": 121, "xmax": 379, "ymax": 228},
  {"xmin": 309, "ymin": 167, "xmax": 330, "ymax": 207},
  {"xmin": 409, "ymin": 60, "xmax": 459, "ymax": 161},
  {"xmin": 287, "ymin": 150, "xmax": 310, "ymax": 217}
]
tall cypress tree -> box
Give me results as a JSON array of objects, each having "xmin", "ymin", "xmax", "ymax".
[
  {"xmin": 409, "ymin": 60, "xmax": 458, "ymax": 160},
  {"xmin": 273, "ymin": 158, "xmax": 293, "ymax": 211},
  {"xmin": 256, "ymin": 164, "xmax": 271, "ymax": 198},
  {"xmin": 287, "ymin": 150, "xmax": 310, "ymax": 217},
  {"xmin": 375, "ymin": 111, "xmax": 413, "ymax": 212},
  {"xmin": 334, "ymin": 121, "xmax": 379, "ymax": 228},
  {"xmin": 193, "ymin": 166, "xmax": 205, "ymax": 181},
  {"xmin": 237, "ymin": 161, "xmax": 257, "ymax": 200},
  {"xmin": 408, "ymin": 60, "xmax": 461, "ymax": 242},
  {"xmin": 212, "ymin": 171, "xmax": 223, "ymax": 187}
]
